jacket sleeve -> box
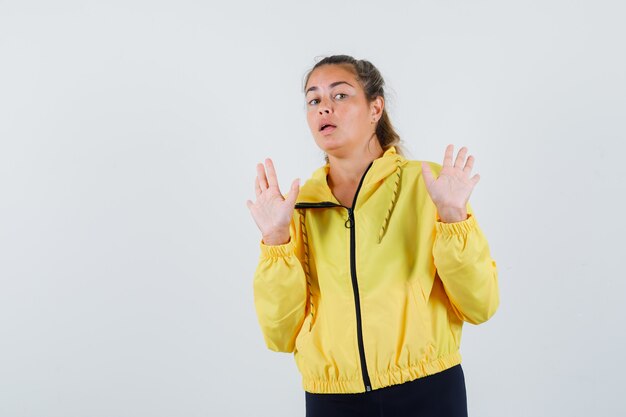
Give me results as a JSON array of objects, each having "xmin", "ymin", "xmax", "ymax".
[
  {"xmin": 252, "ymin": 211, "xmax": 308, "ymax": 353},
  {"xmin": 432, "ymin": 202, "xmax": 500, "ymax": 325}
]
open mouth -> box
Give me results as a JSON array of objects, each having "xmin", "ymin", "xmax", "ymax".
[{"xmin": 320, "ymin": 124, "xmax": 336, "ymax": 132}]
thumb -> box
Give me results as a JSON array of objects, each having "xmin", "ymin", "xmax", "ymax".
[
  {"xmin": 285, "ymin": 178, "xmax": 300, "ymax": 207},
  {"xmin": 421, "ymin": 162, "xmax": 435, "ymax": 187}
]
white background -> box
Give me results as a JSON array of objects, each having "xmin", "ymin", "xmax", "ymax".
[{"xmin": 1, "ymin": 1, "xmax": 624, "ymax": 416}]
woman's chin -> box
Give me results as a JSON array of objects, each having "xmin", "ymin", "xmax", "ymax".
[
  {"xmin": 316, "ymin": 140, "xmax": 364, "ymax": 160},
  {"xmin": 314, "ymin": 135, "xmax": 345, "ymax": 152}
]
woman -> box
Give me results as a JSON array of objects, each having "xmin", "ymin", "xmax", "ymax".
[{"xmin": 246, "ymin": 55, "xmax": 499, "ymax": 417}]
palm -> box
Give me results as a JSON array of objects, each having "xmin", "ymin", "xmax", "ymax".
[
  {"xmin": 421, "ymin": 145, "xmax": 480, "ymax": 210},
  {"xmin": 246, "ymin": 158, "xmax": 300, "ymax": 238}
]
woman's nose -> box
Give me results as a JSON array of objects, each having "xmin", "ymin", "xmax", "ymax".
[{"xmin": 318, "ymin": 104, "xmax": 331, "ymax": 114}]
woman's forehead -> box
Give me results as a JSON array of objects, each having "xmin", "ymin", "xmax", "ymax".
[{"xmin": 306, "ymin": 64, "xmax": 358, "ymax": 91}]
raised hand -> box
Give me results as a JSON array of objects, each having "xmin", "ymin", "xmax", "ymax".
[
  {"xmin": 421, "ymin": 144, "xmax": 480, "ymax": 223},
  {"xmin": 246, "ymin": 158, "xmax": 300, "ymax": 245}
]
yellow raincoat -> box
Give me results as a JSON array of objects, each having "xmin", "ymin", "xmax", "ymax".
[{"xmin": 252, "ymin": 146, "xmax": 499, "ymax": 394}]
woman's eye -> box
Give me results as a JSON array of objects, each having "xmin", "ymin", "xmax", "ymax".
[
  {"xmin": 334, "ymin": 93, "xmax": 347, "ymax": 100},
  {"xmin": 307, "ymin": 98, "xmax": 320, "ymax": 105}
]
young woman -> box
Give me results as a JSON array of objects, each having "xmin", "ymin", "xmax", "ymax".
[{"xmin": 246, "ymin": 55, "xmax": 499, "ymax": 417}]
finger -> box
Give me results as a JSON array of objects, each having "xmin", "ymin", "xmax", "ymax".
[
  {"xmin": 454, "ymin": 146, "xmax": 468, "ymax": 169},
  {"xmin": 421, "ymin": 161, "xmax": 434, "ymax": 186},
  {"xmin": 256, "ymin": 162, "xmax": 269, "ymax": 189},
  {"xmin": 285, "ymin": 178, "xmax": 301, "ymax": 207},
  {"xmin": 255, "ymin": 176, "xmax": 262, "ymax": 197},
  {"xmin": 265, "ymin": 158, "xmax": 280, "ymax": 190},
  {"xmin": 463, "ymin": 155, "xmax": 475, "ymax": 174},
  {"xmin": 471, "ymin": 173, "xmax": 480, "ymax": 186},
  {"xmin": 442, "ymin": 144, "xmax": 454, "ymax": 167}
]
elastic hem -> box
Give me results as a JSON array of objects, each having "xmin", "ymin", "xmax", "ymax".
[
  {"xmin": 259, "ymin": 238, "xmax": 295, "ymax": 258},
  {"xmin": 435, "ymin": 213, "xmax": 476, "ymax": 237},
  {"xmin": 301, "ymin": 351, "xmax": 462, "ymax": 394},
  {"xmin": 371, "ymin": 351, "xmax": 462, "ymax": 390}
]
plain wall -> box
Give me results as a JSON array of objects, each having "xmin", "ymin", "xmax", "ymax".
[{"xmin": 1, "ymin": 1, "xmax": 624, "ymax": 416}]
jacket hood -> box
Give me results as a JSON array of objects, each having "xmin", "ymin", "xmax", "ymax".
[{"xmin": 295, "ymin": 146, "xmax": 409, "ymax": 243}]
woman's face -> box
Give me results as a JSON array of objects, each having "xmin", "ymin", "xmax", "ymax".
[{"xmin": 304, "ymin": 64, "xmax": 382, "ymax": 158}]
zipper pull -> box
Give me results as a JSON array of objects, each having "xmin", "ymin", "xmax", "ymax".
[
  {"xmin": 366, "ymin": 385, "xmax": 372, "ymax": 392},
  {"xmin": 345, "ymin": 208, "xmax": 353, "ymax": 228}
]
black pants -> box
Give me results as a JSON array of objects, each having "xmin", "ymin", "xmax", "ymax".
[{"xmin": 305, "ymin": 364, "xmax": 468, "ymax": 417}]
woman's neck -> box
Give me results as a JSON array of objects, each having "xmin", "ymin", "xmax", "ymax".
[{"xmin": 326, "ymin": 143, "xmax": 384, "ymax": 188}]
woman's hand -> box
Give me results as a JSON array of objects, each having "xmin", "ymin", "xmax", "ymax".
[
  {"xmin": 421, "ymin": 144, "xmax": 480, "ymax": 223},
  {"xmin": 246, "ymin": 158, "xmax": 300, "ymax": 245}
]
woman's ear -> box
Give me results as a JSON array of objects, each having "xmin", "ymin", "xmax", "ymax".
[{"xmin": 370, "ymin": 96, "xmax": 385, "ymax": 121}]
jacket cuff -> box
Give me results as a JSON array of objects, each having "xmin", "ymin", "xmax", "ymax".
[
  {"xmin": 435, "ymin": 213, "xmax": 476, "ymax": 237},
  {"xmin": 259, "ymin": 238, "xmax": 296, "ymax": 258}
]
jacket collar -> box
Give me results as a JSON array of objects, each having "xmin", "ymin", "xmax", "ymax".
[
  {"xmin": 296, "ymin": 146, "xmax": 406, "ymax": 203},
  {"xmin": 295, "ymin": 146, "xmax": 407, "ymax": 243}
]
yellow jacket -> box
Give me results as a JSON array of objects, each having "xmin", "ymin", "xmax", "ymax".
[{"xmin": 252, "ymin": 146, "xmax": 499, "ymax": 394}]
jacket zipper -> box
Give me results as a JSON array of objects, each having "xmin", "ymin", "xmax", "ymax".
[
  {"xmin": 348, "ymin": 162, "xmax": 374, "ymax": 392},
  {"xmin": 295, "ymin": 161, "xmax": 374, "ymax": 392}
]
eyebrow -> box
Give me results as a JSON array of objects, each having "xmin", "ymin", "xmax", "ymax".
[{"xmin": 306, "ymin": 81, "xmax": 355, "ymax": 94}]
